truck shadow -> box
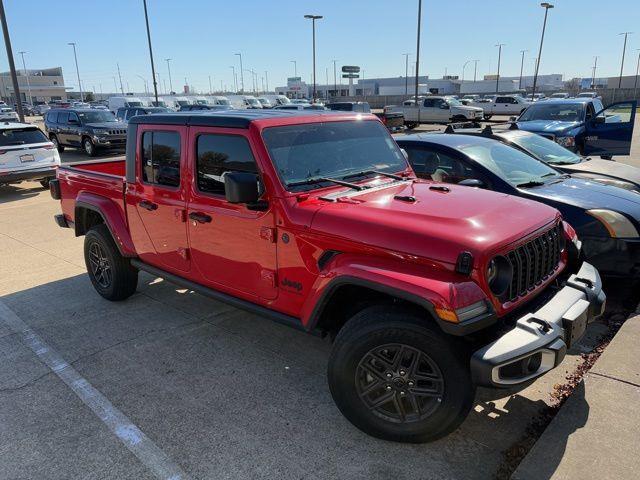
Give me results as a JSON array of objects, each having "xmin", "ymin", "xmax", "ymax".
[
  {"xmin": 0, "ymin": 272, "xmax": 615, "ymax": 480},
  {"xmin": 0, "ymin": 183, "xmax": 43, "ymax": 205}
]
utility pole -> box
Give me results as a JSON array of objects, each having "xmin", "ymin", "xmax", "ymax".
[
  {"xmin": 332, "ymin": 59, "xmax": 337, "ymax": 97},
  {"xmin": 229, "ymin": 66, "xmax": 237, "ymax": 92},
  {"xmin": 618, "ymin": 32, "xmax": 633, "ymax": 89},
  {"xmin": 325, "ymin": 67, "xmax": 329, "ymax": 99},
  {"xmin": 117, "ymin": 63, "xmax": 124, "ymax": 95},
  {"xmin": 591, "ymin": 56, "xmax": 599, "ymax": 89},
  {"xmin": 531, "ymin": 3, "xmax": 554, "ymax": 101},
  {"xmin": 634, "ymin": 50, "xmax": 640, "ymax": 100},
  {"xmin": 142, "ymin": 0, "xmax": 159, "ymax": 104},
  {"xmin": 519, "ymin": 50, "xmax": 528, "ymax": 90},
  {"xmin": 68, "ymin": 42, "xmax": 84, "ymax": 102},
  {"xmin": 18, "ymin": 51, "xmax": 32, "ymax": 105},
  {"xmin": 165, "ymin": 58, "xmax": 173, "ymax": 93},
  {"xmin": 495, "ymin": 43, "xmax": 505, "ymax": 94},
  {"xmin": 304, "ymin": 14, "xmax": 323, "ymax": 101},
  {"xmin": 235, "ymin": 53, "xmax": 244, "ymax": 93},
  {"xmin": 473, "ymin": 59, "xmax": 479, "ymax": 82},
  {"xmin": 414, "ymin": 0, "xmax": 422, "ymax": 116},
  {"xmin": 403, "ymin": 53, "xmax": 410, "ymax": 94},
  {"xmin": 265, "ymin": 71, "xmax": 269, "ymax": 92},
  {"xmin": 208, "ymin": 75, "xmax": 212, "ymax": 94},
  {"xmin": 0, "ymin": 0, "xmax": 24, "ymax": 121},
  {"xmin": 462, "ymin": 60, "xmax": 470, "ymax": 82}
]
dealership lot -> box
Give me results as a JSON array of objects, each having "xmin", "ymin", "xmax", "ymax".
[{"xmin": 0, "ymin": 116, "xmax": 637, "ymax": 478}]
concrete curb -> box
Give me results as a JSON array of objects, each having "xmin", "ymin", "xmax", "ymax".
[{"xmin": 512, "ymin": 313, "xmax": 640, "ymax": 480}]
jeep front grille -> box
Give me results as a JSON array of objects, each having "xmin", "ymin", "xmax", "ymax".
[
  {"xmin": 108, "ymin": 129, "xmax": 127, "ymax": 135},
  {"xmin": 505, "ymin": 224, "xmax": 562, "ymax": 302}
]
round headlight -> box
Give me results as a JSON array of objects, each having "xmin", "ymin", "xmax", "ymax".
[{"xmin": 487, "ymin": 256, "xmax": 513, "ymax": 297}]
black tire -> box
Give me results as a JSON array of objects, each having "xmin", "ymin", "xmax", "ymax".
[
  {"xmin": 84, "ymin": 224, "xmax": 138, "ymax": 301},
  {"xmin": 483, "ymin": 114, "xmax": 493, "ymax": 120},
  {"xmin": 83, "ymin": 137, "xmax": 97, "ymax": 157},
  {"xmin": 328, "ymin": 305, "xmax": 475, "ymax": 443},
  {"xmin": 39, "ymin": 178, "xmax": 51, "ymax": 189},
  {"xmin": 452, "ymin": 115, "xmax": 467, "ymax": 123},
  {"xmin": 405, "ymin": 122, "xmax": 418, "ymax": 130},
  {"xmin": 50, "ymin": 134, "xmax": 64, "ymax": 152}
]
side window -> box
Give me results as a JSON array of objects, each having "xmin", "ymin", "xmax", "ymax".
[
  {"xmin": 57, "ymin": 112, "xmax": 69, "ymax": 124},
  {"xmin": 496, "ymin": 97, "xmax": 508, "ymax": 103},
  {"xmin": 141, "ymin": 131, "xmax": 181, "ymax": 188},
  {"xmin": 431, "ymin": 152, "xmax": 480, "ymax": 184},
  {"xmin": 405, "ymin": 147, "xmax": 439, "ymax": 176},
  {"xmin": 47, "ymin": 111, "xmax": 58, "ymax": 123},
  {"xmin": 68, "ymin": 112, "xmax": 79, "ymax": 124},
  {"xmin": 196, "ymin": 134, "xmax": 258, "ymax": 196},
  {"xmin": 600, "ymin": 102, "xmax": 634, "ymax": 124},
  {"xmin": 423, "ymin": 98, "xmax": 434, "ymax": 108},
  {"xmin": 116, "ymin": 108, "xmax": 125, "ymax": 120},
  {"xmin": 585, "ymin": 103, "xmax": 596, "ymax": 120}
]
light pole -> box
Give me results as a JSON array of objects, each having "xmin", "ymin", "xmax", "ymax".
[
  {"xmin": 519, "ymin": 50, "xmax": 528, "ymax": 90},
  {"xmin": 414, "ymin": 0, "xmax": 422, "ymax": 109},
  {"xmin": 0, "ymin": 0, "xmax": 24, "ymax": 120},
  {"xmin": 591, "ymin": 56, "xmax": 599, "ymax": 89},
  {"xmin": 332, "ymin": 59, "xmax": 337, "ymax": 97},
  {"xmin": 265, "ymin": 71, "xmax": 269, "ymax": 92},
  {"xmin": 235, "ymin": 53, "xmax": 244, "ymax": 93},
  {"xmin": 209, "ymin": 75, "xmax": 212, "ymax": 94},
  {"xmin": 136, "ymin": 75, "xmax": 148, "ymax": 95},
  {"xmin": 403, "ymin": 53, "xmax": 410, "ymax": 94},
  {"xmin": 495, "ymin": 43, "xmax": 505, "ymax": 94},
  {"xmin": 462, "ymin": 60, "xmax": 471, "ymax": 82},
  {"xmin": 634, "ymin": 50, "xmax": 640, "ymax": 99},
  {"xmin": 68, "ymin": 42, "xmax": 83, "ymax": 102},
  {"xmin": 618, "ymin": 32, "xmax": 633, "ymax": 89},
  {"xmin": 142, "ymin": 0, "xmax": 159, "ymax": 104},
  {"xmin": 117, "ymin": 63, "xmax": 124, "ymax": 95},
  {"xmin": 531, "ymin": 3, "xmax": 554, "ymax": 101},
  {"xmin": 304, "ymin": 14, "xmax": 323, "ymax": 102},
  {"xmin": 290, "ymin": 60, "xmax": 297, "ymax": 77},
  {"xmin": 165, "ymin": 58, "xmax": 173, "ymax": 94},
  {"xmin": 18, "ymin": 51, "xmax": 32, "ymax": 105},
  {"xmin": 473, "ymin": 59, "xmax": 479, "ymax": 82}
]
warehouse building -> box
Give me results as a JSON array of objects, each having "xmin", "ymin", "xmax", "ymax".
[{"xmin": 0, "ymin": 67, "xmax": 67, "ymax": 104}]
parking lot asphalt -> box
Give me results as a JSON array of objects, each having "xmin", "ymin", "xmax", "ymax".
[{"xmin": 0, "ymin": 115, "xmax": 637, "ymax": 479}]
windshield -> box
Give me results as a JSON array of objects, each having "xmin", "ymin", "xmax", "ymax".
[
  {"xmin": 446, "ymin": 97, "xmax": 462, "ymax": 106},
  {"xmin": 504, "ymin": 132, "xmax": 582, "ymax": 165},
  {"xmin": 147, "ymin": 107, "xmax": 171, "ymax": 113},
  {"xmin": 460, "ymin": 140, "xmax": 561, "ymax": 187},
  {"xmin": 77, "ymin": 111, "xmax": 118, "ymax": 123},
  {"xmin": 152, "ymin": 101, "xmax": 167, "ymax": 107},
  {"xmin": 0, "ymin": 127, "xmax": 48, "ymax": 146},
  {"xmin": 176, "ymin": 100, "xmax": 189, "ymax": 106},
  {"xmin": 125, "ymin": 101, "xmax": 142, "ymax": 107},
  {"xmin": 216, "ymin": 98, "xmax": 231, "ymax": 105},
  {"xmin": 262, "ymin": 121, "xmax": 408, "ymax": 191},
  {"xmin": 518, "ymin": 103, "xmax": 584, "ymax": 122},
  {"xmin": 196, "ymin": 100, "xmax": 208, "ymax": 105},
  {"xmin": 246, "ymin": 98, "xmax": 260, "ymax": 106}
]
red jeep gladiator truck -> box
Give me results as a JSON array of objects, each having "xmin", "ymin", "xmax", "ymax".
[{"xmin": 51, "ymin": 110, "xmax": 605, "ymax": 443}]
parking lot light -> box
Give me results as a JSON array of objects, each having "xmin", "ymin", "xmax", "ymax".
[
  {"xmin": 304, "ymin": 15, "xmax": 323, "ymax": 102},
  {"xmin": 462, "ymin": 60, "xmax": 471, "ymax": 82},
  {"xmin": 235, "ymin": 53, "xmax": 244, "ymax": 93},
  {"xmin": 0, "ymin": 0, "xmax": 24, "ymax": 121},
  {"xmin": 531, "ymin": 2, "xmax": 554, "ymax": 101},
  {"xmin": 18, "ymin": 51, "xmax": 32, "ymax": 105},
  {"xmin": 164, "ymin": 59, "xmax": 173, "ymax": 94},
  {"xmin": 142, "ymin": 0, "xmax": 159, "ymax": 104},
  {"xmin": 290, "ymin": 60, "xmax": 297, "ymax": 77},
  {"xmin": 519, "ymin": 50, "xmax": 528, "ymax": 90},
  {"xmin": 473, "ymin": 59, "xmax": 479, "ymax": 82},
  {"xmin": 495, "ymin": 43, "xmax": 505, "ymax": 94},
  {"xmin": 633, "ymin": 50, "xmax": 640, "ymax": 99},
  {"xmin": 68, "ymin": 42, "xmax": 84, "ymax": 102}
]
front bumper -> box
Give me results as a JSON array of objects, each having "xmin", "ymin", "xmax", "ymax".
[
  {"xmin": 0, "ymin": 166, "xmax": 57, "ymax": 184},
  {"xmin": 92, "ymin": 135, "xmax": 127, "ymax": 148},
  {"xmin": 471, "ymin": 262, "xmax": 605, "ymax": 388}
]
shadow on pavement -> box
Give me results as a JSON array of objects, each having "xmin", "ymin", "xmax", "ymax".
[{"xmin": 0, "ymin": 184, "xmax": 45, "ymax": 205}]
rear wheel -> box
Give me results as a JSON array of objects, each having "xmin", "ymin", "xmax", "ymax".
[
  {"xmin": 83, "ymin": 137, "xmax": 97, "ymax": 157},
  {"xmin": 84, "ymin": 224, "xmax": 138, "ymax": 301},
  {"xmin": 327, "ymin": 305, "xmax": 475, "ymax": 443},
  {"xmin": 405, "ymin": 122, "xmax": 418, "ymax": 130},
  {"xmin": 50, "ymin": 134, "xmax": 64, "ymax": 152},
  {"xmin": 39, "ymin": 178, "xmax": 51, "ymax": 189}
]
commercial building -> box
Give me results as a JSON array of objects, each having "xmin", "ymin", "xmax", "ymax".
[{"xmin": 0, "ymin": 67, "xmax": 67, "ymax": 104}]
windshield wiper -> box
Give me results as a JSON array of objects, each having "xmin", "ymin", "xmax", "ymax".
[
  {"xmin": 517, "ymin": 179, "xmax": 545, "ymax": 188},
  {"xmin": 540, "ymin": 172, "xmax": 556, "ymax": 178},
  {"xmin": 288, "ymin": 176, "xmax": 368, "ymax": 191},
  {"xmin": 343, "ymin": 169, "xmax": 408, "ymax": 181}
]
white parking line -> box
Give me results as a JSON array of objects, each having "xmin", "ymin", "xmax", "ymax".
[{"xmin": 0, "ymin": 299, "xmax": 191, "ymax": 480}]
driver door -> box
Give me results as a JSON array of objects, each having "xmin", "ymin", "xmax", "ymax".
[{"xmin": 583, "ymin": 101, "xmax": 637, "ymax": 157}]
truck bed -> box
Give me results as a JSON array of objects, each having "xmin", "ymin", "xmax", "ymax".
[{"xmin": 57, "ymin": 158, "xmax": 127, "ymax": 228}]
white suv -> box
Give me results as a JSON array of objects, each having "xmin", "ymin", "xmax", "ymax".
[{"xmin": 0, "ymin": 123, "xmax": 61, "ymax": 188}]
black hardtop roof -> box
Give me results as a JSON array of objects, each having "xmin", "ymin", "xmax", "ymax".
[{"xmin": 128, "ymin": 109, "xmax": 354, "ymax": 128}]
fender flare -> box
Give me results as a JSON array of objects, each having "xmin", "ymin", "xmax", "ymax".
[{"xmin": 74, "ymin": 193, "xmax": 136, "ymax": 257}]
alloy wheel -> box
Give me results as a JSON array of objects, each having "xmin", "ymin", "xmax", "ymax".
[{"xmin": 88, "ymin": 242, "xmax": 112, "ymax": 288}]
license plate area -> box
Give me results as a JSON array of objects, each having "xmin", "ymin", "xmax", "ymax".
[
  {"xmin": 20, "ymin": 154, "xmax": 35, "ymax": 163},
  {"xmin": 561, "ymin": 299, "xmax": 590, "ymax": 348}
]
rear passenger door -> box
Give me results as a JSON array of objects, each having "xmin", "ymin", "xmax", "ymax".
[
  {"xmin": 186, "ymin": 128, "xmax": 278, "ymax": 300},
  {"xmin": 129, "ymin": 126, "xmax": 190, "ymax": 273}
]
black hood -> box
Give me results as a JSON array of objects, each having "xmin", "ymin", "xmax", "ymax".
[{"xmin": 85, "ymin": 122, "xmax": 126, "ymax": 130}]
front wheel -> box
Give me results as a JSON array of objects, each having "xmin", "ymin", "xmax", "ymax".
[
  {"xmin": 327, "ymin": 305, "xmax": 475, "ymax": 443},
  {"xmin": 39, "ymin": 178, "xmax": 51, "ymax": 189},
  {"xmin": 83, "ymin": 137, "xmax": 97, "ymax": 157},
  {"xmin": 483, "ymin": 114, "xmax": 493, "ymax": 120},
  {"xmin": 50, "ymin": 134, "xmax": 64, "ymax": 152},
  {"xmin": 404, "ymin": 122, "xmax": 418, "ymax": 130},
  {"xmin": 84, "ymin": 224, "xmax": 138, "ymax": 301}
]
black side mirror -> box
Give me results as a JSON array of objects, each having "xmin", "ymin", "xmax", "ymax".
[
  {"xmin": 594, "ymin": 115, "xmax": 606, "ymax": 124},
  {"xmin": 224, "ymin": 172, "xmax": 261, "ymax": 204},
  {"xmin": 458, "ymin": 178, "xmax": 485, "ymax": 188}
]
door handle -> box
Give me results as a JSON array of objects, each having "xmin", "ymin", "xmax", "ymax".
[
  {"xmin": 189, "ymin": 212, "xmax": 212, "ymax": 224},
  {"xmin": 139, "ymin": 200, "xmax": 158, "ymax": 211}
]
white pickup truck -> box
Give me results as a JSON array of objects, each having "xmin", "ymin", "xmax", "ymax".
[
  {"xmin": 385, "ymin": 96, "xmax": 484, "ymax": 128},
  {"xmin": 475, "ymin": 95, "xmax": 531, "ymax": 119}
]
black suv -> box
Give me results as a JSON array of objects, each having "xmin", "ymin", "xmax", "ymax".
[
  {"xmin": 116, "ymin": 106, "xmax": 171, "ymax": 123},
  {"xmin": 44, "ymin": 108, "xmax": 127, "ymax": 156}
]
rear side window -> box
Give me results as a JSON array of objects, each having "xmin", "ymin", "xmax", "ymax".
[
  {"xmin": 196, "ymin": 134, "xmax": 258, "ymax": 195},
  {"xmin": 46, "ymin": 111, "xmax": 58, "ymax": 123},
  {"xmin": 0, "ymin": 128, "xmax": 48, "ymax": 146},
  {"xmin": 57, "ymin": 112, "xmax": 69, "ymax": 124},
  {"xmin": 141, "ymin": 131, "xmax": 181, "ymax": 188}
]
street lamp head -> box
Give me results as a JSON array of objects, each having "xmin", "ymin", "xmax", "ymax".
[
  {"xmin": 67, "ymin": 42, "xmax": 75, "ymax": 46},
  {"xmin": 304, "ymin": 14, "xmax": 323, "ymax": 19},
  {"xmin": 540, "ymin": 2, "xmax": 554, "ymax": 8}
]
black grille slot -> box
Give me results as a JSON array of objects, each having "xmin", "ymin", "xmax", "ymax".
[
  {"xmin": 505, "ymin": 224, "xmax": 562, "ymax": 302},
  {"xmin": 108, "ymin": 129, "xmax": 127, "ymax": 135}
]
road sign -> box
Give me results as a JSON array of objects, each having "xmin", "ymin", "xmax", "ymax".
[
  {"xmin": 342, "ymin": 74, "xmax": 359, "ymax": 79},
  {"xmin": 341, "ymin": 65, "xmax": 360, "ymax": 73}
]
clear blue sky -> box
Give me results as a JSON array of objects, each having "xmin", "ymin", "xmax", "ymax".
[{"xmin": 1, "ymin": 0, "xmax": 638, "ymax": 94}]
